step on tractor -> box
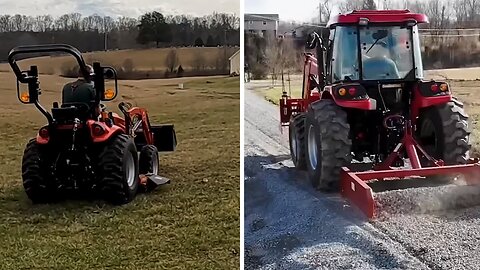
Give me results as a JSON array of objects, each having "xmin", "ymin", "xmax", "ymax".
[
  {"xmin": 8, "ymin": 44, "xmax": 177, "ymax": 204},
  {"xmin": 281, "ymin": 10, "xmax": 480, "ymax": 218}
]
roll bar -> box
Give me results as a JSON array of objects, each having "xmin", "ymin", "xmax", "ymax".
[
  {"xmin": 8, "ymin": 44, "xmax": 90, "ymax": 83},
  {"xmin": 7, "ymin": 44, "xmax": 118, "ymax": 126}
]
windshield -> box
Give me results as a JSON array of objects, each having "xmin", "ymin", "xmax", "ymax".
[
  {"xmin": 331, "ymin": 25, "xmax": 422, "ymax": 82},
  {"xmin": 360, "ymin": 26, "xmax": 414, "ymax": 80}
]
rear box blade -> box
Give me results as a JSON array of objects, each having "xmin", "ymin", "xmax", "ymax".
[
  {"xmin": 340, "ymin": 164, "xmax": 480, "ymax": 219},
  {"xmin": 139, "ymin": 173, "xmax": 171, "ymax": 191},
  {"xmin": 145, "ymin": 174, "xmax": 171, "ymax": 186}
]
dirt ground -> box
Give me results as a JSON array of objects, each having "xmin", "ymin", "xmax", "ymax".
[{"xmin": 0, "ymin": 46, "xmax": 239, "ymax": 74}]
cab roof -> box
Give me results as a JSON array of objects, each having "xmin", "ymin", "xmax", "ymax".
[{"xmin": 327, "ymin": 9, "xmax": 429, "ymax": 28}]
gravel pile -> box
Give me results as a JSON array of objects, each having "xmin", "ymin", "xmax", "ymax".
[{"xmin": 375, "ymin": 183, "xmax": 480, "ymax": 218}]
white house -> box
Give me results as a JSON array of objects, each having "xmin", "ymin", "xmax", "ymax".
[
  {"xmin": 244, "ymin": 14, "xmax": 279, "ymax": 38},
  {"xmin": 229, "ymin": 49, "xmax": 240, "ymax": 76}
]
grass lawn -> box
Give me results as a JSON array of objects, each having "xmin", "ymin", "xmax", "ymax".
[{"xmin": 0, "ymin": 73, "xmax": 239, "ymax": 269}]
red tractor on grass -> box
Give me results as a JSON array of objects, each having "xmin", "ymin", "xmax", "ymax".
[
  {"xmin": 8, "ymin": 44, "xmax": 176, "ymax": 204},
  {"xmin": 281, "ymin": 10, "xmax": 480, "ymax": 218}
]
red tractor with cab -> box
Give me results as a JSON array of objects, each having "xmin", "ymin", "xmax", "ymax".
[
  {"xmin": 8, "ymin": 44, "xmax": 176, "ymax": 204},
  {"xmin": 281, "ymin": 10, "xmax": 480, "ymax": 218}
]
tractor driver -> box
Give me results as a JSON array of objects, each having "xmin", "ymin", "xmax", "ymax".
[
  {"xmin": 62, "ymin": 64, "xmax": 101, "ymax": 117},
  {"xmin": 362, "ymin": 41, "xmax": 401, "ymax": 80}
]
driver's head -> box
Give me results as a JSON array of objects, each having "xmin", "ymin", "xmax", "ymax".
[{"xmin": 77, "ymin": 64, "xmax": 94, "ymax": 80}]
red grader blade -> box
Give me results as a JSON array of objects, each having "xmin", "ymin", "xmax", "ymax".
[
  {"xmin": 341, "ymin": 121, "xmax": 480, "ymax": 219},
  {"xmin": 341, "ymin": 164, "xmax": 480, "ymax": 219}
]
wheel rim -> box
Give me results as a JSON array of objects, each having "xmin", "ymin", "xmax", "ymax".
[
  {"xmin": 125, "ymin": 152, "xmax": 136, "ymax": 187},
  {"xmin": 307, "ymin": 124, "xmax": 318, "ymax": 170},
  {"xmin": 291, "ymin": 126, "xmax": 298, "ymax": 160},
  {"xmin": 152, "ymin": 154, "xmax": 159, "ymax": 175}
]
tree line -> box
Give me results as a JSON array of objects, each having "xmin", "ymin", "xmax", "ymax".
[
  {"xmin": 318, "ymin": 0, "xmax": 480, "ymax": 28},
  {"xmin": 0, "ymin": 11, "xmax": 240, "ymax": 61},
  {"xmin": 247, "ymin": 0, "xmax": 480, "ymax": 80}
]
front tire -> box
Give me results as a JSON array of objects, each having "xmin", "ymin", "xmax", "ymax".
[
  {"xmin": 305, "ymin": 100, "xmax": 352, "ymax": 191},
  {"xmin": 289, "ymin": 114, "xmax": 306, "ymax": 170},
  {"xmin": 98, "ymin": 134, "xmax": 139, "ymax": 204},
  {"xmin": 22, "ymin": 139, "xmax": 57, "ymax": 203},
  {"xmin": 139, "ymin": 145, "xmax": 159, "ymax": 175}
]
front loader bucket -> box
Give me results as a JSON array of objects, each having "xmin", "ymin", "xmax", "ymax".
[{"xmin": 341, "ymin": 164, "xmax": 480, "ymax": 219}]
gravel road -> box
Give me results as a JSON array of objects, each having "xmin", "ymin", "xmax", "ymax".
[{"xmin": 244, "ymin": 82, "xmax": 480, "ymax": 270}]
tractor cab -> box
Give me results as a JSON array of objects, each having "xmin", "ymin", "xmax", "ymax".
[
  {"xmin": 331, "ymin": 24, "xmax": 423, "ymax": 82},
  {"xmin": 308, "ymin": 10, "xmax": 429, "ymax": 90}
]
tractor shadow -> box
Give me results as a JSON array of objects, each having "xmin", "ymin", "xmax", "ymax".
[
  {"xmin": 0, "ymin": 179, "xmax": 171, "ymax": 222},
  {"xmin": 244, "ymin": 154, "xmax": 414, "ymax": 270}
]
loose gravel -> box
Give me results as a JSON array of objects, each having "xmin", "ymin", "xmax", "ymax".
[{"xmin": 375, "ymin": 184, "xmax": 480, "ymax": 218}]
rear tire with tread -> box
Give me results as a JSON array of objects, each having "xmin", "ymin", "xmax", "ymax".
[
  {"xmin": 418, "ymin": 98, "xmax": 470, "ymax": 182},
  {"xmin": 22, "ymin": 139, "xmax": 57, "ymax": 203},
  {"xmin": 98, "ymin": 134, "xmax": 139, "ymax": 204},
  {"xmin": 305, "ymin": 100, "xmax": 352, "ymax": 191}
]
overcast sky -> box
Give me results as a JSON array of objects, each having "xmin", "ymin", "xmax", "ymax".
[{"xmin": 0, "ymin": 0, "xmax": 239, "ymax": 18}]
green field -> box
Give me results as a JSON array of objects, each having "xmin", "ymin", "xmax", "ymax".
[{"xmin": 0, "ymin": 72, "xmax": 239, "ymax": 269}]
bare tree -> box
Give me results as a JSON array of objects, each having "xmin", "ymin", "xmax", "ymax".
[
  {"xmin": 265, "ymin": 38, "xmax": 281, "ymax": 84},
  {"xmin": 319, "ymin": 0, "xmax": 334, "ymax": 23},
  {"xmin": 339, "ymin": 0, "xmax": 363, "ymax": 13},
  {"xmin": 70, "ymin": 13, "xmax": 82, "ymax": 31},
  {"xmin": 383, "ymin": 0, "xmax": 403, "ymax": 9},
  {"xmin": 165, "ymin": 49, "xmax": 179, "ymax": 73},
  {"xmin": 0, "ymin": 15, "xmax": 12, "ymax": 32},
  {"xmin": 363, "ymin": 0, "xmax": 377, "ymax": 10}
]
